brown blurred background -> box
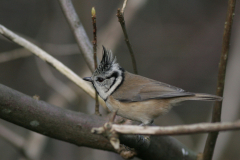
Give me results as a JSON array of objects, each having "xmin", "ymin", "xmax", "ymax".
[{"xmin": 0, "ymin": 0, "xmax": 239, "ymax": 159}]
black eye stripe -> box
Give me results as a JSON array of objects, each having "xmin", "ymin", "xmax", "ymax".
[
  {"xmin": 106, "ymin": 72, "xmax": 119, "ymax": 79},
  {"xmin": 96, "ymin": 72, "xmax": 119, "ymax": 84}
]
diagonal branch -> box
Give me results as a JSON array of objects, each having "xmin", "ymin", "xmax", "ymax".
[
  {"xmin": 0, "ymin": 24, "xmax": 106, "ymax": 109},
  {"xmin": 58, "ymin": 0, "xmax": 95, "ymax": 72},
  {"xmin": 0, "ymin": 83, "xmax": 197, "ymax": 160},
  {"xmin": 203, "ymin": 0, "xmax": 236, "ymax": 159},
  {"xmin": 117, "ymin": 8, "xmax": 138, "ymax": 74}
]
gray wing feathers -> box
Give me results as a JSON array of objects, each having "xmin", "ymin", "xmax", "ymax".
[{"xmin": 112, "ymin": 72, "xmax": 194, "ymax": 102}]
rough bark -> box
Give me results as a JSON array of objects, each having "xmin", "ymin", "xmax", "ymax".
[{"xmin": 0, "ymin": 83, "xmax": 197, "ymax": 160}]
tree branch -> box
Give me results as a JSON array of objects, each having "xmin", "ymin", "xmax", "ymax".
[
  {"xmin": 0, "ymin": 24, "xmax": 106, "ymax": 109},
  {"xmin": 98, "ymin": 0, "xmax": 146, "ymax": 53},
  {"xmin": 117, "ymin": 8, "xmax": 138, "ymax": 74},
  {"xmin": 58, "ymin": 0, "xmax": 95, "ymax": 72},
  {"xmin": 0, "ymin": 83, "xmax": 197, "ymax": 160},
  {"xmin": 203, "ymin": 0, "xmax": 236, "ymax": 159},
  {"xmin": 91, "ymin": 7, "xmax": 100, "ymax": 116},
  {"xmin": 93, "ymin": 121, "xmax": 240, "ymax": 136},
  {"xmin": 0, "ymin": 83, "xmax": 113, "ymax": 151}
]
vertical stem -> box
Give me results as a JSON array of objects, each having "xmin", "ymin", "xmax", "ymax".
[
  {"xmin": 92, "ymin": 7, "xmax": 100, "ymax": 116},
  {"xmin": 203, "ymin": 0, "xmax": 236, "ymax": 159},
  {"xmin": 117, "ymin": 9, "xmax": 138, "ymax": 74}
]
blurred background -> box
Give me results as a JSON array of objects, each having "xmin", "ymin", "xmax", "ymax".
[{"xmin": 0, "ymin": 0, "xmax": 239, "ymax": 159}]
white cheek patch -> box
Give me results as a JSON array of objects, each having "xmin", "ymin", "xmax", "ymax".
[
  {"xmin": 92, "ymin": 65, "xmax": 122, "ymax": 100},
  {"xmin": 96, "ymin": 74, "xmax": 122, "ymax": 100}
]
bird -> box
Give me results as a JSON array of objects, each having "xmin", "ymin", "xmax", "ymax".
[{"xmin": 83, "ymin": 46, "xmax": 222, "ymax": 125}]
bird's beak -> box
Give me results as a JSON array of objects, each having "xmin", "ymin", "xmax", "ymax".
[{"xmin": 83, "ymin": 77, "xmax": 93, "ymax": 82}]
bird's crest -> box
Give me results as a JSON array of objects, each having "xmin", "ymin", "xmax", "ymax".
[{"xmin": 94, "ymin": 46, "xmax": 118, "ymax": 74}]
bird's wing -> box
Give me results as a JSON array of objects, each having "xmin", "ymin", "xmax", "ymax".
[{"xmin": 112, "ymin": 71, "xmax": 194, "ymax": 102}]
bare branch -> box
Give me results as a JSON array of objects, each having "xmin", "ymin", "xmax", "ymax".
[
  {"xmin": 0, "ymin": 24, "xmax": 106, "ymax": 109},
  {"xmin": 0, "ymin": 83, "xmax": 197, "ymax": 160},
  {"xmin": 98, "ymin": 0, "xmax": 146, "ymax": 52},
  {"xmin": 203, "ymin": 0, "xmax": 236, "ymax": 159},
  {"xmin": 92, "ymin": 120, "xmax": 240, "ymax": 153},
  {"xmin": 113, "ymin": 121, "xmax": 240, "ymax": 135},
  {"xmin": 117, "ymin": 8, "xmax": 138, "ymax": 74},
  {"xmin": 91, "ymin": 7, "xmax": 100, "ymax": 116},
  {"xmin": 58, "ymin": 0, "xmax": 94, "ymax": 72}
]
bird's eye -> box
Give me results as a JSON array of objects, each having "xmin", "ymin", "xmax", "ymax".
[{"xmin": 97, "ymin": 77, "xmax": 104, "ymax": 82}]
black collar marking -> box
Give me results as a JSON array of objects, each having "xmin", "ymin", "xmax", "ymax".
[{"xmin": 109, "ymin": 68, "xmax": 125, "ymax": 96}]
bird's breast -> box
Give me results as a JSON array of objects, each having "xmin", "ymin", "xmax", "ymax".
[{"xmin": 106, "ymin": 96, "xmax": 173, "ymax": 124}]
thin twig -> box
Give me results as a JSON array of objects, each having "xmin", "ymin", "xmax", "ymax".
[
  {"xmin": 117, "ymin": 8, "xmax": 138, "ymax": 74},
  {"xmin": 203, "ymin": 0, "xmax": 236, "ymax": 159},
  {"xmin": 91, "ymin": 7, "xmax": 100, "ymax": 116},
  {"xmin": 0, "ymin": 24, "xmax": 106, "ymax": 109},
  {"xmin": 98, "ymin": 0, "xmax": 146, "ymax": 53},
  {"xmin": 58, "ymin": 0, "xmax": 94, "ymax": 72},
  {"xmin": 121, "ymin": 0, "xmax": 128, "ymax": 14}
]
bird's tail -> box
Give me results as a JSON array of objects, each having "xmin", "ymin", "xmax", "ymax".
[{"xmin": 189, "ymin": 93, "xmax": 222, "ymax": 101}]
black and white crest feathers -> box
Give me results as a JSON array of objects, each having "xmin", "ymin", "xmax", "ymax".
[{"xmin": 94, "ymin": 46, "xmax": 117, "ymax": 74}]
